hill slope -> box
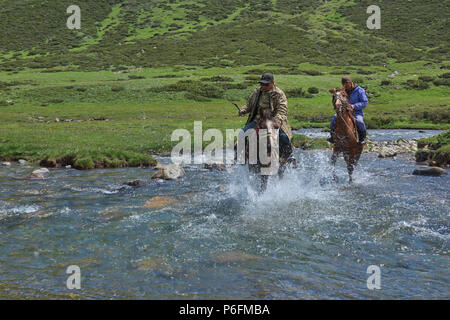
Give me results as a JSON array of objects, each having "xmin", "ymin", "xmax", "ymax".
[{"xmin": 0, "ymin": 0, "xmax": 448, "ymax": 70}]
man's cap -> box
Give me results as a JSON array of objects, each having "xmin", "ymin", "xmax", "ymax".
[
  {"xmin": 341, "ymin": 76, "xmax": 352, "ymax": 84},
  {"xmin": 260, "ymin": 73, "xmax": 274, "ymax": 85}
]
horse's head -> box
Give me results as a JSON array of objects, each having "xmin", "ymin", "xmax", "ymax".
[
  {"xmin": 332, "ymin": 88, "xmax": 352, "ymax": 115},
  {"xmin": 257, "ymin": 107, "xmax": 276, "ymax": 130}
]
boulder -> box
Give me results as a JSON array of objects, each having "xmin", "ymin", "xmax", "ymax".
[
  {"xmin": 413, "ymin": 167, "xmax": 448, "ymax": 176},
  {"xmin": 1, "ymin": 162, "xmax": 11, "ymax": 167},
  {"xmin": 18, "ymin": 159, "xmax": 27, "ymax": 165},
  {"xmin": 124, "ymin": 179, "xmax": 147, "ymax": 187},
  {"xmin": 204, "ymin": 162, "xmax": 227, "ymax": 171},
  {"xmin": 143, "ymin": 196, "xmax": 178, "ymax": 208},
  {"xmin": 378, "ymin": 149, "xmax": 397, "ymax": 158},
  {"xmin": 151, "ymin": 164, "xmax": 185, "ymax": 180},
  {"xmin": 32, "ymin": 168, "xmax": 50, "ymax": 175}
]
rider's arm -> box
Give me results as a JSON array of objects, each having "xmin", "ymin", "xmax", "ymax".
[
  {"xmin": 240, "ymin": 88, "xmax": 259, "ymax": 114},
  {"xmin": 274, "ymin": 91, "xmax": 288, "ymax": 124},
  {"xmin": 352, "ymin": 88, "xmax": 368, "ymax": 112}
]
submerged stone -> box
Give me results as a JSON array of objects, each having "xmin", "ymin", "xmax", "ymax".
[
  {"xmin": 413, "ymin": 167, "xmax": 448, "ymax": 176},
  {"xmin": 143, "ymin": 196, "xmax": 178, "ymax": 208}
]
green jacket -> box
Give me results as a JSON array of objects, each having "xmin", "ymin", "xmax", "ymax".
[{"xmin": 241, "ymin": 85, "xmax": 292, "ymax": 140}]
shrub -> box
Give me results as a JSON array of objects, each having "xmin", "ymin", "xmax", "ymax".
[
  {"xmin": 74, "ymin": 157, "xmax": 94, "ymax": 170},
  {"xmin": 301, "ymin": 70, "xmax": 323, "ymax": 76},
  {"xmin": 49, "ymin": 98, "xmax": 64, "ymax": 104},
  {"xmin": 418, "ymin": 75, "xmax": 434, "ymax": 82},
  {"xmin": 380, "ymin": 80, "xmax": 391, "ymax": 86},
  {"xmin": 433, "ymin": 78, "xmax": 450, "ymax": 86},
  {"xmin": 285, "ymin": 87, "xmax": 305, "ymax": 98},
  {"xmin": 111, "ymin": 86, "xmax": 125, "ymax": 92},
  {"xmin": 200, "ymin": 75, "xmax": 233, "ymax": 82},
  {"xmin": 404, "ymin": 79, "xmax": 429, "ymax": 90},
  {"xmin": 307, "ymin": 87, "xmax": 319, "ymax": 94},
  {"xmin": 128, "ymin": 75, "xmax": 146, "ymax": 80}
]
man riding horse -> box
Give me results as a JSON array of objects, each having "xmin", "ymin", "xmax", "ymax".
[
  {"xmin": 328, "ymin": 76, "xmax": 368, "ymax": 145},
  {"xmin": 238, "ymin": 73, "xmax": 294, "ymax": 162}
]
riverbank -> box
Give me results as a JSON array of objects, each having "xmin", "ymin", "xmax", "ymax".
[{"xmin": 1, "ymin": 63, "xmax": 449, "ymax": 169}]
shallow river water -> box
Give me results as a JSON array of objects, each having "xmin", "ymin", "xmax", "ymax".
[{"xmin": 0, "ymin": 130, "xmax": 448, "ymax": 299}]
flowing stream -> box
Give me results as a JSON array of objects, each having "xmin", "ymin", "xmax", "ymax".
[{"xmin": 0, "ymin": 129, "xmax": 448, "ymax": 299}]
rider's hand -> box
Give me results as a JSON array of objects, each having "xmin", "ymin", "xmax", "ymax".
[
  {"xmin": 238, "ymin": 109, "xmax": 246, "ymax": 117},
  {"xmin": 348, "ymin": 104, "xmax": 354, "ymax": 111},
  {"xmin": 273, "ymin": 120, "xmax": 281, "ymax": 129}
]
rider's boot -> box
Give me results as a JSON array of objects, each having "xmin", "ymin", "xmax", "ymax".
[
  {"xmin": 357, "ymin": 129, "xmax": 367, "ymax": 145},
  {"xmin": 327, "ymin": 129, "xmax": 335, "ymax": 144}
]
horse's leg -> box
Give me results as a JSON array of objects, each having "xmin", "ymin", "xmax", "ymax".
[
  {"xmin": 345, "ymin": 152, "xmax": 355, "ymax": 184},
  {"xmin": 260, "ymin": 175, "xmax": 268, "ymax": 192},
  {"xmin": 331, "ymin": 148, "xmax": 339, "ymax": 182}
]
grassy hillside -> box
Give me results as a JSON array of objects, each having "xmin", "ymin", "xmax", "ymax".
[
  {"xmin": 0, "ymin": 0, "xmax": 449, "ymax": 70},
  {"xmin": 0, "ymin": 0, "xmax": 448, "ymax": 169}
]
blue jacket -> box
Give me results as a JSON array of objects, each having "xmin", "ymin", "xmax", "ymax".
[{"xmin": 349, "ymin": 85, "xmax": 368, "ymax": 116}]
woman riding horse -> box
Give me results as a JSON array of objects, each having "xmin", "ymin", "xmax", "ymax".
[{"xmin": 331, "ymin": 88, "xmax": 365, "ymax": 183}]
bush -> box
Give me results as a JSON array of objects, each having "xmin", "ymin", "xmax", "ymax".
[
  {"xmin": 200, "ymin": 75, "xmax": 233, "ymax": 82},
  {"xmin": 111, "ymin": 86, "xmax": 125, "ymax": 92},
  {"xmin": 404, "ymin": 79, "xmax": 429, "ymax": 90},
  {"xmin": 128, "ymin": 75, "xmax": 146, "ymax": 80},
  {"xmin": 74, "ymin": 158, "xmax": 94, "ymax": 170},
  {"xmin": 307, "ymin": 87, "xmax": 319, "ymax": 94},
  {"xmin": 433, "ymin": 78, "xmax": 450, "ymax": 86},
  {"xmin": 418, "ymin": 75, "xmax": 434, "ymax": 82},
  {"xmin": 412, "ymin": 108, "xmax": 450, "ymax": 124},
  {"xmin": 380, "ymin": 80, "xmax": 391, "ymax": 86},
  {"xmin": 285, "ymin": 87, "xmax": 305, "ymax": 98},
  {"xmin": 301, "ymin": 70, "xmax": 323, "ymax": 76},
  {"xmin": 49, "ymin": 98, "xmax": 64, "ymax": 104}
]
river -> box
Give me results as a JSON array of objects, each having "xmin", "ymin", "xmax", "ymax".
[{"xmin": 0, "ymin": 129, "xmax": 448, "ymax": 299}]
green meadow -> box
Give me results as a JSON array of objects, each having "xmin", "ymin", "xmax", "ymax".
[{"xmin": 0, "ymin": 62, "xmax": 449, "ymax": 168}]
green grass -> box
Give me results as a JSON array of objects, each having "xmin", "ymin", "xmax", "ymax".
[{"xmin": 0, "ymin": 62, "xmax": 449, "ymax": 168}]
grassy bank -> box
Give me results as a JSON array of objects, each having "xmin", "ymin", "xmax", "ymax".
[
  {"xmin": 416, "ymin": 130, "xmax": 450, "ymax": 167},
  {"xmin": 0, "ymin": 63, "xmax": 449, "ymax": 169}
]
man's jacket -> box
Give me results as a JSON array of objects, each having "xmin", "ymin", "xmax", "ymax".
[
  {"xmin": 348, "ymin": 85, "xmax": 369, "ymax": 116},
  {"xmin": 241, "ymin": 85, "xmax": 292, "ymax": 140}
]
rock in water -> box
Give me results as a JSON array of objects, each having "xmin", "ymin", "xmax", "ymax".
[
  {"xmin": 413, "ymin": 167, "xmax": 448, "ymax": 176},
  {"xmin": 143, "ymin": 196, "xmax": 178, "ymax": 208},
  {"xmin": 378, "ymin": 149, "xmax": 397, "ymax": 158},
  {"xmin": 23, "ymin": 167, "xmax": 50, "ymax": 179},
  {"xmin": 151, "ymin": 164, "xmax": 185, "ymax": 180},
  {"xmin": 18, "ymin": 159, "xmax": 27, "ymax": 165},
  {"xmin": 125, "ymin": 179, "xmax": 147, "ymax": 187},
  {"xmin": 1, "ymin": 162, "xmax": 11, "ymax": 167},
  {"xmin": 204, "ymin": 162, "xmax": 227, "ymax": 171},
  {"xmin": 32, "ymin": 168, "xmax": 50, "ymax": 175}
]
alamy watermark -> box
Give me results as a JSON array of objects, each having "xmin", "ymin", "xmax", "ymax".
[
  {"xmin": 67, "ymin": 5, "xmax": 81, "ymax": 30},
  {"xmin": 367, "ymin": 5, "xmax": 381, "ymax": 30},
  {"xmin": 171, "ymin": 121, "xmax": 280, "ymax": 176},
  {"xmin": 66, "ymin": 265, "xmax": 81, "ymax": 290},
  {"xmin": 366, "ymin": 265, "xmax": 381, "ymax": 290}
]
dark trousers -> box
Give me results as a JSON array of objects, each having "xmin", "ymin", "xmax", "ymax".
[{"xmin": 241, "ymin": 121, "xmax": 292, "ymax": 158}]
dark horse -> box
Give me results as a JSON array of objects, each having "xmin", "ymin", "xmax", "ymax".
[
  {"xmin": 238, "ymin": 107, "xmax": 295, "ymax": 192},
  {"xmin": 331, "ymin": 88, "xmax": 365, "ymax": 183}
]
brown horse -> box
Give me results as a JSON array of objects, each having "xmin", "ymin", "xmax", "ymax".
[{"xmin": 331, "ymin": 88, "xmax": 365, "ymax": 183}]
